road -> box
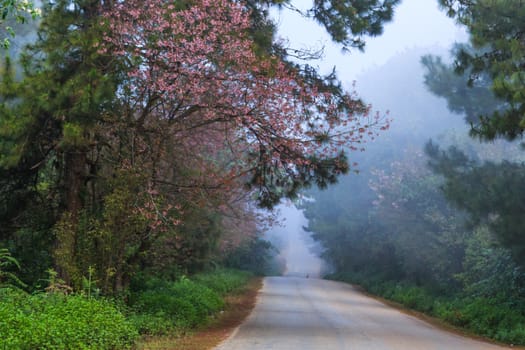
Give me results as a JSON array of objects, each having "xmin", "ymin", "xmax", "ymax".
[{"xmin": 216, "ymin": 276, "xmax": 511, "ymax": 350}]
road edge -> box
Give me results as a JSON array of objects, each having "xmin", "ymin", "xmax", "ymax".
[
  {"xmin": 343, "ymin": 281, "xmax": 522, "ymax": 349},
  {"xmin": 213, "ymin": 277, "xmax": 265, "ymax": 349}
]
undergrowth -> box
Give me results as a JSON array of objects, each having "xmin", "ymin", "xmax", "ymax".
[
  {"xmin": 0, "ymin": 268, "xmax": 252, "ymax": 348},
  {"xmin": 128, "ymin": 268, "xmax": 252, "ymax": 336},
  {"xmin": 0, "ymin": 287, "xmax": 137, "ymax": 350}
]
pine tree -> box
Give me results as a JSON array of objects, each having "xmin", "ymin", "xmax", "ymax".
[
  {"xmin": 0, "ymin": 0, "xmax": 119, "ymax": 286},
  {"xmin": 438, "ymin": 0, "xmax": 525, "ymax": 140}
]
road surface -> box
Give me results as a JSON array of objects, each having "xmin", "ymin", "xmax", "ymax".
[{"xmin": 216, "ymin": 276, "xmax": 511, "ymax": 350}]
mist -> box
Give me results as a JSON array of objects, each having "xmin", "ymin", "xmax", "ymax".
[
  {"xmin": 265, "ymin": 0, "xmax": 471, "ymax": 280},
  {"xmin": 264, "ymin": 203, "xmax": 330, "ymax": 278}
]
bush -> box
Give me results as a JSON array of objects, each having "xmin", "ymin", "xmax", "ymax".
[
  {"xmin": 127, "ymin": 313, "xmax": 174, "ymax": 336},
  {"xmin": 434, "ymin": 299, "xmax": 466, "ymax": 326},
  {"xmin": 0, "ymin": 287, "xmax": 138, "ymax": 350},
  {"xmin": 390, "ymin": 285, "xmax": 435, "ymax": 313},
  {"xmin": 460, "ymin": 298, "xmax": 525, "ymax": 341},
  {"xmin": 192, "ymin": 268, "xmax": 251, "ymax": 296},
  {"xmin": 129, "ymin": 270, "xmax": 251, "ymax": 335},
  {"xmin": 223, "ymin": 238, "xmax": 277, "ymax": 275}
]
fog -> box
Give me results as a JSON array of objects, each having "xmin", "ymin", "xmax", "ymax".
[
  {"xmin": 271, "ymin": 0, "xmax": 466, "ymax": 81},
  {"xmin": 264, "ymin": 203, "xmax": 329, "ymax": 278},
  {"xmin": 263, "ymin": 0, "xmax": 469, "ymax": 278}
]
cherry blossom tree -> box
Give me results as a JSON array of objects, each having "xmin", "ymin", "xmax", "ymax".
[
  {"xmin": 0, "ymin": 0, "xmax": 390, "ymax": 292},
  {"xmin": 102, "ymin": 0, "xmax": 388, "ymax": 209}
]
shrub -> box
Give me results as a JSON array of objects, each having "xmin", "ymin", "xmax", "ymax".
[
  {"xmin": 433, "ymin": 299, "xmax": 466, "ymax": 326},
  {"xmin": 129, "ymin": 272, "xmax": 237, "ymax": 335},
  {"xmin": 192, "ymin": 268, "xmax": 251, "ymax": 296},
  {"xmin": 458, "ymin": 298, "xmax": 525, "ymax": 341},
  {"xmin": 390, "ymin": 285, "xmax": 435, "ymax": 313},
  {"xmin": 0, "ymin": 287, "xmax": 138, "ymax": 350},
  {"xmin": 127, "ymin": 313, "xmax": 174, "ymax": 336}
]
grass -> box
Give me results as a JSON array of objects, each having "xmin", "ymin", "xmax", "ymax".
[{"xmin": 136, "ymin": 275, "xmax": 262, "ymax": 350}]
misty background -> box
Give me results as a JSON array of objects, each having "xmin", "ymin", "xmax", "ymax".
[
  {"xmin": 259, "ymin": 4, "xmax": 525, "ymax": 344},
  {"xmin": 263, "ymin": 0, "xmax": 470, "ymax": 276}
]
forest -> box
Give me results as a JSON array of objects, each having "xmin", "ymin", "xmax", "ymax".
[
  {"xmin": 301, "ymin": 0, "xmax": 525, "ymax": 345},
  {"xmin": 1, "ymin": 0, "xmax": 525, "ymax": 348},
  {"xmin": 0, "ymin": 0, "xmax": 392, "ymax": 348}
]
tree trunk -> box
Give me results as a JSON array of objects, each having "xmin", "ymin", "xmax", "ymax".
[{"xmin": 55, "ymin": 149, "xmax": 87, "ymax": 287}]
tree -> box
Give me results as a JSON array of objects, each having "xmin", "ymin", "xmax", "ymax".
[
  {"xmin": 421, "ymin": 44, "xmax": 504, "ymax": 129},
  {"xmin": 1, "ymin": 0, "xmax": 121, "ymax": 287},
  {"xmin": 423, "ymin": 1, "xmax": 525, "ymax": 271},
  {"xmin": 306, "ymin": 0, "xmax": 400, "ymax": 51},
  {"xmin": 457, "ymin": 225, "xmax": 525, "ymax": 298},
  {"xmin": 102, "ymin": 0, "xmax": 388, "ymax": 208},
  {"xmin": 0, "ymin": 0, "xmax": 393, "ymax": 292},
  {"xmin": 426, "ymin": 141, "xmax": 525, "ymax": 267},
  {"xmin": 437, "ymin": 0, "xmax": 525, "ymax": 140},
  {"xmin": 368, "ymin": 146, "xmax": 467, "ymax": 288},
  {"xmin": 245, "ymin": 0, "xmax": 400, "ymax": 52}
]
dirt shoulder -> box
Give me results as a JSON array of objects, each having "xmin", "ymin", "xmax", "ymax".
[{"xmin": 137, "ymin": 277, "xmax": 263, "ymax": 350}]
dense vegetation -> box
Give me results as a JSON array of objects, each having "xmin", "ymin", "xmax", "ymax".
[
  {"xmin": 0, "ymin": 0, "xmax": 392, "ymax": 294},
  {"xmin": 0, "ymin": 268, "xmax": 251, "ymax": 349},
  {"xmin": 3, "ymin": 0, "xmax": 525, "ymax": 347},
  {"xmin": 0, "ymin": 288, "xmax": 138, "ymax": 350},
  {"xmin": 0, "ymin": 0, "xmax": 397, "ymax": 348},
  {"xmin": 303, "ymin": 0, "xmax": 525, "ymax": 344}
]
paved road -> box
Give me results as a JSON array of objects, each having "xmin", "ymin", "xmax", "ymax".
[{"xmin": 216, "ymin": 276, "xmax": 511, "ymax": 350}]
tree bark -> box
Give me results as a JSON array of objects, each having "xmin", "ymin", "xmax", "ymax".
[{"xmin": 55, "ymin": 149, "xmax": 87, "ymax": 287}]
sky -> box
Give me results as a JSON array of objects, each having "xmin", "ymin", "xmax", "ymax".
[
  {"xmin": 266, "ymin": 0, "xmax": 468, "ymax": 276},
  {"xmin": 271, "ymin": 0, "xmax": 467, "ymax": 83}
]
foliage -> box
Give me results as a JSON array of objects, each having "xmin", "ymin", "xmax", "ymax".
[
  {"xmin": 0, "ymin": 268, "xmax": 252, "ymax": 346},
  {"xmin": 0, "ymin": 287, "xmax": 138, "ymax": 349},
  {"xmin": 304, "ymin": 144, "xmax": 467, "ymax": 291},
  {"xmin": 434, "ymin": 297, "xmax": 525, "ymax": 343},
  {"xmin": 304, "ymin": 44, "xmax": 525, "ymax": 345},
  {"xmin": 223, "ymin": 237, "xmax": 278, "ymax": 276},
  {"xmin": 0, "ymin": 248, "xmax": 25, "ymax": 287},
  {"xmin": 103, "ymin": 0, "xmax": 387, "ymax": 209},
  {"xmin": 421, "ymin": 44, "xmax": 504, "ymax": 129},
  {"xmin": 0, "ymin": 0, "xmax": 40, "ymax": 48},
  {"xmin": 0, "ymin": 0, "xmax": 392, "ymax": 293},
  {"xmin": 306, "ymin": 0, "xmax": 400, "ymax": 51},
  {"xmin": 128, "ymin": 269, "xmax": 251, "ymax": 335},
  {"xmin": 426, "ymin": 141, "xmax": 525, "ymax": 267},
  {"xmin": 437, "ymin": 0, "xmax": 525, "ymax": 140},
  {"xmin": 456, "ymin": 225, "xmax": 525, "ymax": 298},
  {"xmin": 192, "ymin": 268, "xmax": 252, "ymax": 296}
]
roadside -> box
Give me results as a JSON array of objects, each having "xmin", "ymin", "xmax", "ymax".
[
  {"xmin": 337, "ymin": 280, "xmax": 525, "ymax": 349},
  {"xmin": 136, "ymin": 277, "xmax": 262, "ymax": 350},
  {"xmin": 214, "ymin": 276, "xmax": 512, "ymax": 350}
]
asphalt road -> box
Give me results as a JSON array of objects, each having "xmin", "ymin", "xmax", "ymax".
[{"xmin": 216, "ymin": 276, "xmax": 511, "ymax": 350}]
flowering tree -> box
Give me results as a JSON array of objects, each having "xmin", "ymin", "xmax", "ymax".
[
  {"xmin": 103, "ymin": 0, "xmax": 388, "ymax": 209},
  {"xmin": 0, "ymin": 0, "xmax": 390, "ymax": 292}
]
